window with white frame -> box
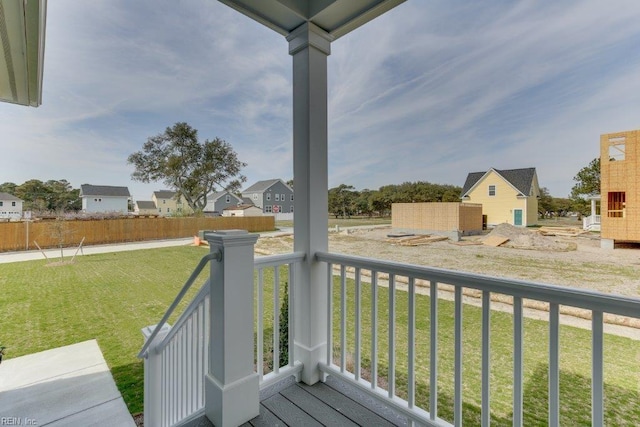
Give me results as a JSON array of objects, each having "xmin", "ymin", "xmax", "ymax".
[
  {"xmin": 275, "ymin": 194, "xmax": 280, "ymax": 201},
  {"xmin": 290, "ymin": 205, "xmax": 294, "ymax": 213},
  {"xmin": 264, "ymin": 205, "xmax": 272, "ymax": 213},
  {"xmin": 488, "ymin": 185, "xmax": 496, "ymax": 196},
  {"xmin": 290, "ymin": 194, "xmax": 294, "ymax": 201},
  {"xmin": 226, "ymin": 195, "xmax": 230, "ymax": 203},
  {"xmin": 266, "ymin": 193, "xmax": 271, "ymax": 201}
]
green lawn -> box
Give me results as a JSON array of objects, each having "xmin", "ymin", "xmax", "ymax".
[
  {"xmin": 0, "ymin": 246, "xmax": 209, "ymax": 415},
  {"xmin": 1, "ymin": 246, "xmax": 638, "ymax": 425}
]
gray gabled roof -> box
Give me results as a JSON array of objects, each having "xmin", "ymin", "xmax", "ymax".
[
  {"xmin": 0, "ymin": 192, "xmax": 22, "ymax": 201},
  {"xmin": 136, "ymin": 201, "xmax": 156, "ymax": 209},
  {"xmin": 80, "ymin": 184, "xmax": 131, "ymax": 197},
  {"xmin": 153, "ymin": 190, "xmax": 177, "ymax": 199},
  {"xmin": 461, "ymin": 168, "xmax": 537, "ymax": 197},
  {"xmin": 208, "ymin": 191, "xmax": 242, "ymax": 203},
  {"xmin": 243, "ymin": 179, "xmax": 292, "ymax": 193}
]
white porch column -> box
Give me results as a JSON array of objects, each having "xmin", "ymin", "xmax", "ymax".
[
  {"xmin": 591, "ymin": 198, "xmax": 597, "ymax": 216},
  {"xmin": 204, "ymin": 230, "xmax": 259, "ymax": 427},
  {"xmin": 288, "ymin": 23, "xmax": 332, "ymax": 385}
]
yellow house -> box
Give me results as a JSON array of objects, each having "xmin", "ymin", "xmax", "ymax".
[
  {"xmin": 152, "ymin": 190, "xmax": 193, "ymax": 216},
  {"xmin": 461, "ymin": 167, "xmax": 540, "ymax": 227}
]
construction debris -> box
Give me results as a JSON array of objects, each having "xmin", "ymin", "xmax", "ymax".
[
  {"xmin": 386, "ymin": 234, "xmax": 449, "ymax": 246},
  {"xmin": 483, "ymin": 235, "xmax": 510, "ymax": 247},
  {"xmin": 538, "ymin": 226, "xmax": 588, "ymax": 237},
  {"xmin": 483, "ymin": 223, "xmax": 575, "ymax": 251}
]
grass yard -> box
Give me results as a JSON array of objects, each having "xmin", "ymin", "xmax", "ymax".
[
  {"xmin": 1, "ymin": 246, "xmax": 638, "ymax": 425},
  {"xmin": 0, "ymin": 246, "xmax": 209, "ymax": 415},
  {"xmin": 331, "ymin": 275, "xmax": 640, "ymax": 426}
]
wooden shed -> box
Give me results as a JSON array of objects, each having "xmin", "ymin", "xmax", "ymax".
[
  {"xmin": 392, "ymin": 202, "xmax": 483, "ymax": 235},
  {"xmin": 600, "ymin": 129, "xmax": 640, "ymax": 248}
]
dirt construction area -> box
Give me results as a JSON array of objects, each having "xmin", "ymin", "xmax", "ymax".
[{"xmin": 257, "ymin": 224, "xmax": 640, "ymax": 297}]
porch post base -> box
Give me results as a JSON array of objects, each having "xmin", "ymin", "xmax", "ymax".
[
  {"xmin": 205, "ymin": 372, "xmax": 259, "ymax": 427},
  {"xmin": 294, "ymin": 341, "xmax": 326, "ymax": 385}
]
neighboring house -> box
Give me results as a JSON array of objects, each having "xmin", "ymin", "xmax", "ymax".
[
  {"xmin": 461, "ymin": 167, "xmax": 540, "ymax": 227},
  {"xmin": 222, "ymin": 204, "xmax": 263, "ymax": 217},
  {"xmin": 80, "ymin": 184, "xmax": 131, "ymax": 214},
  {"xmin": 600, "ymin": 129, "xmax": 640, "ymax": 248},
  {"xmin": 0, "ymin": 192, "xmax": 23, "ymax": 220},
  {"xmin": 135, "ymin": 200, "xmax": 158, "ymax": 216},
  {"xmin": 151, "ymin": 190, "xmax": 192, "ymax": 216},
  {"xmin": 203, "ymin": 191, "xmax": 243, "ymax": 215},
  {"xmin": 242, "ymin": 179, "xmax": 294, "ymax": 215}
]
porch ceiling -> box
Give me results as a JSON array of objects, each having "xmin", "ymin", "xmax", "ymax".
[
  {"xmin": 217, "ymin": 0, "xmax": 406, "ymax": 39},
  {"xmin": 0, "ymin": 0, "xmax": 47, "ymax": 107}
]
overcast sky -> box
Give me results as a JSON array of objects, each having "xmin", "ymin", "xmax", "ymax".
[{"xmin": 2, "ymin": 0, "xmax": 640, "ymax": 201}]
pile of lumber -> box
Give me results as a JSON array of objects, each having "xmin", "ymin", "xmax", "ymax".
[
  {"xmin": 537, "ymin": 226, "xmax": 587, "ymax": 237},
  {"xmin": 386, "ymin": 234, "xmax": 448, "ymax": 246}
]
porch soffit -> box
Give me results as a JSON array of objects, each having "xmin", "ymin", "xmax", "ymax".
[
  {"xmin": 0, "ymin": 0, "xmax": 47, "ymax": 107},
  {"xmin": 217, "ymin": 0, "xmax": 405, "ymax": 39}
]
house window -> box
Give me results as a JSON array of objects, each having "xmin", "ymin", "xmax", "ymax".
[
  {"xmin": 607, "ymin": 192, "xmax": 625, "ymax": 218},
  {"xmin": 275, "ymin": 194, "xmax": 280, "ymax": 201},
  {"xmin": 609, "ymin": 136, "xmax": 626, "ymax": 161},
  {"xmin": 0, "ymin": 202, "xmax": 3, "ymax": 207},
  {"xmin": 290, "ymin": 195, "xmax": 294, "ymax": 201},
  {"xmin": 163, "ymin": 200, "xmax": 166, "ymax": 204},
  {"xmin": 488, "ymin": 185, "xmax": 496, "ymax": 196},
  {"xmin": 226, "ymin": 195, "xmax": 230, "ymax": 203},
  {"xmin": 290, "ymin": 206, "xmax": 294, "ymax": 213},
  {"xmin": 266, "ymin": 193, "xmax": 271, "ymax": 201},
  {"xmin": 11, "ymin": 202, "xmax": 15, "ymax": 206},
  {"xmin": 158, "ymin": 208, "xmax": 162, "ymax": 213},
  {"xmin": 253, "ymin": 194, "xmax": 258, "ymax": 200},
  {"xmin": 281, "ymin": 194, "xmax": 285, "ymax": 201},
  {"xmin": 265, "ymin": 205, "xmax": 272, "ymax": 213},
  {"xmin": 167, "ymin": 208, "xmax": 171, "ymax": 213}
]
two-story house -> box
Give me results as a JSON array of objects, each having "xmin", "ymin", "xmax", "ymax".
[
  {"xmin": 80, "ymin": 185, "xmax": 131, "ymax": 214},
  {"xmin": 151, "ymin": 190, "xmax": 192, "ymax": 216},
  {"xmin": 600, "ymin": 129, "xmax": 640, "ymax": 249},
  {"xmin": 203, "ymin": 191, "xmax": 243, "ymax": 215},
  {"xmin": 0, "ymin": 192, "xmax": 24, "ymax": 220},
  {"xmin": 461, "ymin": 167, "xmax": 540, "ymax": 227},
  {"xmin": 242, "ymin": 179, "xmax": 294, "ymax": 215}
]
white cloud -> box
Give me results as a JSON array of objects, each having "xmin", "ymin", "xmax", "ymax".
[{"xmin": 2, "ymin": 0, "xmax": 640, "ymax": 200}]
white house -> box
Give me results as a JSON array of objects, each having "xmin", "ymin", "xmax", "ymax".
[
  {"xmin": 80, "ymin": 184, "xmax": 131, "ymax": 214},
  {"xmin": 0, "ymin": 192, "xmax": 23, "ymax": 220},
  {"xmin": 221, "ymin": 204, "xmax": 263, "ymax": 217}
]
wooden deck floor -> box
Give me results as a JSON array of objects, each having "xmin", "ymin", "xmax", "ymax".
[{"xmin": 187, "ymin": 376, "xmax": 409, "ymax": 427}]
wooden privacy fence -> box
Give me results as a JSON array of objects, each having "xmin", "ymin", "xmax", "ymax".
[{"xmin": 0, "ymin": 216, "xmax": 275, "ymax": 253}]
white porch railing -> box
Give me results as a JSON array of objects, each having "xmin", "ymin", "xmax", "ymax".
[
  {"xmin": 316, "ymin": 251, "xmax": 640, "ymax": 427},
  {"xmin": 139, "ymin": 249, "xmax": 304, "ymax": 427},
  {"xmin": 583, "ymin": 214, "xmax": 601, "ymax": 231}
]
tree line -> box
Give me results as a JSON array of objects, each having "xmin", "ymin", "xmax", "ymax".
[
  {"xmin": 0, "ymin": 179, "xmax": 81, "ymax": 213},
  {"xmin": 328, "ymin": 182, "xmax": 463, "ymax": 218}
]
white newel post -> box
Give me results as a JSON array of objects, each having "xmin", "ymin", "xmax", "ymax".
[
  {"xmin": 288, "ymin": 23, "xmax": 332, "ymax": 385},
  {"xmin": 204, "ymin": 230, "xmax": 259, "ymax": 427},
  {"xmin": 141, "ymin": 323, "xmax": 171, "ymax": 427}
]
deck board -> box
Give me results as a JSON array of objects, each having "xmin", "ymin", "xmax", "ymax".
[
  {"xmin": 280, "ymin": 384, "xmax": 360, "ymax": 426},
  {"xmin": 193, "ymin": 375, "xmax": 408, "ymax": 426}
]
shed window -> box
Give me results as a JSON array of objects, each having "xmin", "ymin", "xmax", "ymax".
[
  {"xmin": 488, "ymin": 185, "xmax": 496, "ymax": 196},
  {"xmin": 608, "ymin": 137, "xmax": 626, "ymax": 161},
  {"xmin": 607, "ymin": 192, "xmax": 625, "ymax": 218},
  {"xmin": 226, "ymin": 195, "xmax": 230, "ymax": 203}
]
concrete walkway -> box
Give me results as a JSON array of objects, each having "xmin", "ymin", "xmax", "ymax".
[{"xmin": 0, "ymin": 340, "xmax": 135, "ymax": 426}]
